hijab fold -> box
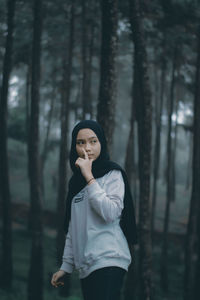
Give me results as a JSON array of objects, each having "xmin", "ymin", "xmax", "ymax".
[{"xmin": 64, "ymin": 120, "xmax": 138, "ymax": 245}]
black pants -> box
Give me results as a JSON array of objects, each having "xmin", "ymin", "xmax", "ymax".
[{"xmin": 80, "ymin": 267, "xmax": 126, "ymax": 300}]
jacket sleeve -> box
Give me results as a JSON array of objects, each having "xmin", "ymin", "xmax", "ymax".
[
  {"xmin": 87, "ymin": 169, "xmax": 125, "ymax": 223},
  {"xmin": 60, "ymin": 221, "xmax": 74, "ymax": 273}
]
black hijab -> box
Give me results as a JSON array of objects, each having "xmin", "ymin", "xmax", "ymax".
[{"xmin": 64, "ymin": 120, "xmax": 138, "ymax": 245}]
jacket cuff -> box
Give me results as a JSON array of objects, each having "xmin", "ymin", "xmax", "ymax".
[
  {"xmin": 87, "ymin": 181, "xmax": 104, "ymax": 200},
  {"xmin": 60, "ymin": 262, "xmax": 74, "ymax": 273}
]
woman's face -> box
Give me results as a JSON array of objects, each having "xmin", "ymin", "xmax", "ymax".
[{"xmin": 76, "ymin": 128, "xmax": 101, "ymax": 161}]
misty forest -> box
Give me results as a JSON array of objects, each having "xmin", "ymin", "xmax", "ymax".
[{"xmin": 0, "ymin": 0, "xmax": 200, "ymax": 299}]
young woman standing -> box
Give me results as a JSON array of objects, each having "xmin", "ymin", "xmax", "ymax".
[{"xmin": 51, "ymin": 120, "xmax": 137, "ymax": 300}]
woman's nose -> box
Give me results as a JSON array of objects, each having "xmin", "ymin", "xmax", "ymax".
[{"xmin": 85, "ymin": 143, "xmax": 91, "ymax": 151}]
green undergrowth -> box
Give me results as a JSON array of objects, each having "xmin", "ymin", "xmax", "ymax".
[{"xmin": 0, "ymin": 227, "xmax": 82, "ymax": 300}]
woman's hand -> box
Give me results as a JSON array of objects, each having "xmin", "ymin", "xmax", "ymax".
[
  {"xmin": 75, "ymin": 148, "xmax": 94, "ymax": 182},
  {"xmin": 51, "ymin": 270, "xmax": 66, "ymax": 287}
]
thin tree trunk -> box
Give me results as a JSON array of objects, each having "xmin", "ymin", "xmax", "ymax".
[
  {"xmin": 85, "ymin": 17, "xmax": 95, "ymax": 118},
  {"xmin": 184, "ymin": 25, "xmax": 200, "ymax": 300},
  {"xmin": 171, "ymin": 95, "xmax": 179, "ymax": 203},
  {"xmin": 56, "ymin": 5, "xmax": 75, "ymax": 297},
  {"xmin": 151, "ymin": 49, "xmax": 166, "ymax": 236},
  {"xmin": 40, "ymin": 84, "xmax": 56, "ymax": 196},
  {"xmin": 81, "ymin": 0, "xmax": 98, "ymax": 119},
  {"xmin": 160, "ymin": 46, "xmax": 177, "ymax": 292},
  {"xmin": 0, "ymin": 0, "xmax": 16, "ymax": 289},
  {"xmin": 26, "ymin": 63, "xmax": 31, "ymax": 180},
  {"xmin": 97, "ymin": 0, "xmax": 118, "ymax": 152},
  {"xmin": 81, "ymin": 0, "xmax": 89, "ymax": 119},
  {"xmin": 27, "ymin": 1, "xmax": 43, "ymax": 300},
  {"xmin": 185, "ymin": 133, "xmax": 193, "ymax": 190},
  {"xmin": 56, "ymin": 0, "xmax": 75, "ymax": 269},
  {"xmin": 124, "ymin": 53, "xmax": 138, "ymax": 300},
  {"xmin": 129, "ymin": 1, "xmax": 152, "ymax": 299},
  {"xmin": 125, "ymin": 89, "xmax": 136, "ymax": 184}
]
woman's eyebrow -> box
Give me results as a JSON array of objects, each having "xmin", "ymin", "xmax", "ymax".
[{"xmin": 76, "ymin": 136, "xmax": 97, "ymax": 141}]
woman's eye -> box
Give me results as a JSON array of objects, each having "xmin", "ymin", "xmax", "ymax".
[
  {"xmin": 91, "ymin": 140, "xmax": 97, "ymax": 144},
  {"xmin": 77, "ymin": 141, "xmax": 84, "ymax": 145}
]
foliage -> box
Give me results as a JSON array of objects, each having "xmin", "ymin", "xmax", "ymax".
[{"xmin": 0, "ymin": 228, "xmax": 82, "ymax": 300}]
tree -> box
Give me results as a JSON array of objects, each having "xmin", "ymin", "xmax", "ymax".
[
  {"xmin": 151, "ymin": 40, "xmax": 166, "ymax": 236},
  {"xmin": 56, "ymin": 3, "xmax": 75, "ymax": 296},
  {"xmin": 124, "ymin": 58, "xmax": 137, "ymax": 199},
  {"xmin": 0, "ymin": 0, "xmax": 16, "ymax": 289},
  {"xmin": 124, "ymin": 55, "xmax": 138, "ymax": 300},
  {"xmin": 160, "ymin": 45, "xmax": 177, "ymax": 292},
  {"xmin": 56, "ymin": 0, "xmax": 75, "ymax": 265},
  {"xmin": 81, "ymin": 0, "xmax": 97, "ymax": 120},
  {"xmin": 40, "ymin": 82, "xmax": 56, "ymax": 196},
  {"xmin": 184, "ymin": 24, "xmax": 200, "ymax": 300},
  {"xmin": 81, "ymin": 0, "xmax": 93, "ymax": 119},
  {"xmin": 129, "ymin": 0, "xmax": 152, "ymax": 299},
  {"xmin": 97, "ymin": 0, "xmax": 118, "ymax": 151},
  {"xmin": 27, "ymin": 1, "xmax": 44, "ymax": 300}
]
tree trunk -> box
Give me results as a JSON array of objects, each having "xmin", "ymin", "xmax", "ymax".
[
  {"xmin": 56, "ymin": 0, "xmax": 75, "ymax": 273},
  {"xmin": 129, "ymin": 1, "xmax": 152, "ymax": 299},
  {"xmin": 151, "ymin": 48, "xmax": 166, "ymax": 236},
  {"xmin": 81, "ymin": 0, "xmax": 89, "ymax": 119},
  {"xmin": 40, "ymin": 83, "xmax": 56, "ymax": 196},
  {"xmin": 85, "ymin": 15, "xmax": 96, "ymax": 119},
  {"xmin": 56, "ymin": 5, "xmax": 75, "ymax": 297},
  {"xmin": 0, "ymin": 0, "xmax": 16, "ymax": 289},
  {"xmin": 27, "ymin": 1, "xmax": 44, "ymax": 300},
  {"xmin": 124, "ymin": 57, "xmax": 137, "ymax": 300},
  {"xmin": 184, "ymin": 26, "xmax": 200, "ymax": 300},
  {"xmin": 97, "ymin": 0, "xmax": 118, "ymax": 152},
  {"xmin": 171, "ymin": 95, "xmax": 179, "ymax": 203},
  {"xmin": 160, "ymin": 46, "xmax": 177, "ymax": 292},
  {"xmin": 185, "ymin": 133, "xmax": 193, "ymax": 190},
  {"xmin": 26, "ymin": 63, "xmax": 31, "ymax": 181},
  {"xmin": 125, "ymin": 52, "xmax": 137, "ymax": 193}
]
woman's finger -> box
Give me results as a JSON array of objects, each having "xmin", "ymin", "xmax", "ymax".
[
  {"xmin": 51, "ymin": 273, "xmax": 59, "ymax": 287},
  {"xmin": 82, "ymin": 148, "xmax": 89, "ymax": 160}
]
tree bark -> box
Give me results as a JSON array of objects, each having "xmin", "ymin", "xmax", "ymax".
[
  {"xmin": 0, "ymin": 0, "xmax": 16, "ymax": 289},
  {"xmin": 151, "ymin": 46, "xmax": 166, "ymax": 236},
  {"xmin": 160, "ymin": 46, "xmax": 177, "ymax": 292},
  {"xmin": 40, "ymin": 83, "xmax": 56, "ymax": 196},
  {"xmin": 27, "ymin": 1, "xmax": 44, "ymax": 300},
  {"xmin": 85, "ymin": 14, "xmax": 96, "ymax": 119},
  {"xmin": 184, "ymin": 25, "xmax": 200, "ymax": 300},
  {"xmin": 185, "ymin": 133, "xmax": 193, "ymax": 190},
  {"xmin": 81, "ymin": 0, "xmax": 89, "ymax": 119},
  {"xmin": 56, "ymin": 5, "xmax": 75, "ymax": 297},
  {"xmin": 56, "ymin": 1, "xmax": 75, "ymax": 267},
  {"xmin": 125, "ymin": 54, "xmax": 137, "ymax": 194},
  {"xmin": 129, "ymin": 0, "xmax": 152, "ymax": 299},
  {"xmin": 171, "ymin": 94, "xmax": 179, "ymax": 203},
  {"xmin": 26, "ymin": 63, "xmax": 31, "ymax": 181},
  {"xmin": 97, "ymin": 0, "xmax": 118, "ymax": 152},
  {"xmin": 124, "ymin": 56, "xmax": 138, "ymax": 300}
]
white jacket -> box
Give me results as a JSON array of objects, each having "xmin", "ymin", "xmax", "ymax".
[{"xmin": 60, "ymin": 169, "xmax": 131, "ymax": 279}]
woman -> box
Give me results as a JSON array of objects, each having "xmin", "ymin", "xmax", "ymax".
[{"xmin": 51, "ymin": 120, "xmax": 137, "ymax": 300}]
